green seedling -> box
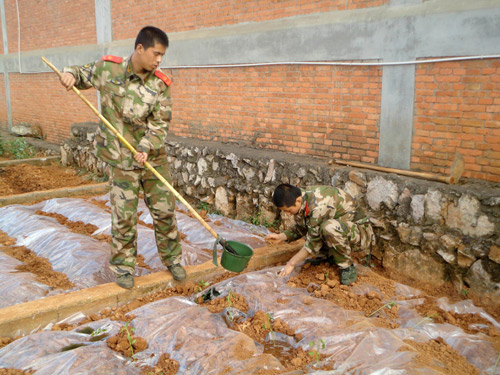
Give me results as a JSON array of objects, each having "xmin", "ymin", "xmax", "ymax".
[
  {"xmin": 121, "ymin": 322, "xmax": 137, "ymax": 360},
  {"xmin": 261, "ymin": 312, "xmax": 276, "ymax": 346},
  {"xmin": 324, "ymin": 271, "xmax": 330, "ymax": 284},
  {"xmin": 412, "ymin": 313, "xmax": 439, "ymax": 329},
  {"xmin": 308, "ymin": 338, "xmax": 326, "ymax": 367},
  {"xmin": 461, "ymin": 288, "xmax": 469, "ymax": 297},
  {"xmin": 493, "ymin": 351, "xmax": 499, "ymax": 375},
  {"xmin": 195, "ymin": 280, "xmax": 210, "ymax": 293},
  {"xmin": 226, "ymin": 290, "xmax": 235, "ymax": 321},
  {"xmin": 368, "ymin": 301, "xmax": 396, "ymax": 317}
]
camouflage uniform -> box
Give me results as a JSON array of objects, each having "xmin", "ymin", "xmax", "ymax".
[
  {"xmin": 284, "ymin": 186, "xmax": 375, "ymax": 269},
  {"xmin": 64, "ymin": 56, "xmax": 182, "ymax": 275}
]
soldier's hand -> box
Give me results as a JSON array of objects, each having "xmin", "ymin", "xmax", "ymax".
[
  {"xmin": 134, "ymin": 152, "xmax": 148, "ymax": 165},
  {"xmin": 60, "ymin": 72, "xmax": 76, "ymax": 91},
  {"xmin": 265, "ymin": 233, "xmax": 287, "ymax": 243},
  {"xmin": 278, "ymin": 262, "xmax": 295, "ymax": 277}
]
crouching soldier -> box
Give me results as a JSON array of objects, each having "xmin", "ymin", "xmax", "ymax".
[{"xmin": 266, "ymin": 184, "xmax": 375, "ymax": 285}]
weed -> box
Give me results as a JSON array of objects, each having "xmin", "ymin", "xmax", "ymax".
[
  {"xmin": 121, "ymin": 322, "xmax": 137, "ymax": 360},
  {"xmin": 324, "ymin": 271, "xmax": 330, "ymax": 284},
  {"xmin": 461, "ymin": 288, "xmax": 469, "ymax": 297},
  {"xmin": 197, "ymin": 201, "xmax": 210, "ymax": 212},
  {"xmin": 245, "ymin": 211, "xmax": 262, "ymax": 226},
  {"xmin": 368, "ymin": 300, "xmax": 396, "ymax": 317},
  {"xmin": 6, "ymin": 138, "xmax": 34, "ymax": 159},
  {"xmin": 308, "ymin": 338, "xmax": 326, "ymax": 367},
  {"xmin": 361, "ymin": 254, "xmax": 374, "ymax": 268},
  {"xmin": 196, "ymin": 201, "xmax": 221, "ymax": 215}
]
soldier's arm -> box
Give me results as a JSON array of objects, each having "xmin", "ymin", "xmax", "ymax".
[
  {"xmin": 137, "ymin": 81, "xmax": 171, "ymax": 154},
  {"xmin": 283, "ymin": 223, "xmax": 307, "ymax": 242},
  {"xmin": 62, "ymin": 61, "xmax": 102, "ymax": 90}
]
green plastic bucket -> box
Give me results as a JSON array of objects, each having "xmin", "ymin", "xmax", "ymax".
[{"xmin": 220, "ymin": 240, "xmax": 254, "ymax": 272}]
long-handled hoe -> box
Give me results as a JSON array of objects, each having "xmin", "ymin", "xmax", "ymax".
[{"xmin": 42, "ymin": 57, "xmax": 253, "ymax": 273}]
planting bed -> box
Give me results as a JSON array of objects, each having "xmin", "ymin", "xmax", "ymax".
[
  {"xmin": 0, "ymin": 164, "xmax": 498, "ymax": 374},
  {"xmin": 0, "ymin": 162, "xmax": 94, "ymax": 196}
]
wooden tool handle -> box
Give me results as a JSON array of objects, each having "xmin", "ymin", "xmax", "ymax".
[
  {"xmin": 335, "ymin": 159, "xmax": 450, "ymax": 184},
  {"xmin": 42, "ymin": 57, "xmax": 219, "ymax": 240}
]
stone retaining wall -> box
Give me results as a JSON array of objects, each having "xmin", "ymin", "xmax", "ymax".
[{"xmin": 61, "ymin": 123, "xmax": 500, "ymax": 306}]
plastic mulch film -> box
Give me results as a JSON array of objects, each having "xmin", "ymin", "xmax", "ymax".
[
  {"xmin": 0, "ymin": 196, "xmax": 267, "ymax": 307},
  {"xmin": 190, "ymin": 267, "xmax": 499, "ymax": 374},
  {"xmin": 0, "ymin": 267, "xmax": 498, "ymax": 374},
  {"xmin": 0, "ymin": 320, "xmax": 137, "ymax": 375},
  {"xmin": 0, "ymin": 252, "xmax": 51, "ymax": 308},
  {"xmin": 0, "ymin": 203, "xmax": 113, "ymax": 288}
]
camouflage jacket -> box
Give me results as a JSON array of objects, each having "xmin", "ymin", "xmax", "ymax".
[
  {"xmin": 64, "ymin": 55, "xmax": 172, "ymax": 170},
  {"xmin": 283, "ymin": 186, "xmax": 368, "ymax": 254}
]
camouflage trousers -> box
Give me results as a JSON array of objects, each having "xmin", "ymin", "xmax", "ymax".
[
  {"xmin": 108, "ymin": 164, "xmax": 182, "ymax": 276},
  {"xmin": 318, "ymin": 218, "xmax": 375, "ymax": 269}
]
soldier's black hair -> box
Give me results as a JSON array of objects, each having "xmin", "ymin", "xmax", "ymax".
[
  {"xmin": 135, "ymin": 26, "xmax": 169, "ymax": 50},
  {"xmin": 272, "ymin": 184, "xmax": 302, "ymax": 208}
]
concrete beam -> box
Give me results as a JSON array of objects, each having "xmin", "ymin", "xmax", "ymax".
[
  {"xmin": 0, "ymin": 182, "xmax": 109, "ymax": 207},
  {"xmin": 0, "ymin": 241, "xmax": 302, "ymax": 338}
]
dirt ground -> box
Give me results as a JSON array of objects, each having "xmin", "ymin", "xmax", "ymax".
[
  {"xmin": 0, "ymin": 163, "xmax": 95, "ymax": 196},
  {"xmin": 0, "ymin": 162, "xmax": 499, "ymax": 374}
]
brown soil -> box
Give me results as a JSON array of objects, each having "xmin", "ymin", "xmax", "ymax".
[
  {"xmin": 198, "ymin": 293, "xmax": 333, "ymax": 373},
  {"xmin": 139, "ymin": 353, "xmax": 179, "ymax": 375},
  {"xmin": 107, "ymin": 323, "xmax": 148, "ymax": 358},
  {"xmin": 402, "ymin": 337, "xmax": 480, "ymax": 375},
  {"xmin": 0, "ymin": 230, "xmax": 75, "ymax": 290},
  {"xmin": 0, "ymin": 369, "xmax": 34, "ymax": 375},
  {"xmin": 0, "ymin": 163, "xmax": 93, "ymax": 196}
]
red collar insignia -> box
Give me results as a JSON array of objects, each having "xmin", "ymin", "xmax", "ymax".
[
  {"xmin": 101, "ymin": 55, "xmax": 123, "ymax": 63},
  {"xmin": 305, "ymin": 202, "xmax": 309, "ymax": 216},
  {"xmin": 154, "ymin": 70, "xmax": 172, "ymax": 86}
]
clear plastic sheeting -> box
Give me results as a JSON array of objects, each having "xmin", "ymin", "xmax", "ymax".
[
  {"xmin": 0, "ymin": 267, "xmax": 498, "ymax": 374},
  {"xmin": 0, "ymin": 196, "xmax": 267, "ymax": 307},
  {"xmin": 0, "ymin": 252, "xmax": 51, "ymax": 308},
  {"xmin": 0, "ymin": 204, "xmax": 112, "ymax": 288}
]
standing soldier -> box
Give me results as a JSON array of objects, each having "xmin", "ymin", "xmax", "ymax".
[
  {"xmin": 266, "ymin": 184, "xmax": 375, "ymax": 285},
  {"xmin": 59, "ymin": 26, "xmax": 185, "ymax": 289}
]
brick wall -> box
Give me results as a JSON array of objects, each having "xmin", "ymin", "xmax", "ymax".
[
  {"xmin": 111, "ymin": 0, "xmax": 389, "ymax": 38},
  {"xmin": 0, "ymin": 74, "xmax": 6, "ymax": 126},
  {"xmin": 170, "ymin": 64, "xmax": 381, "ymax": 162},
  {"xmin": 8, "ymin": 73, "xmax": 97, "ymax": 142},
  {"xmin": 413, "ymin": 59, "xmax": 500, "ymax": 183},
  {"xmin": 3, "ymin": 0, "xmax": 96, "ymax": 53}
]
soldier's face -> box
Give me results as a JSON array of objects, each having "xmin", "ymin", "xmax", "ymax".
[
  {"xmin": 279, "ymin": 197, "xmax": 302, "ymax": 215},
  {"xmin": 137, "ymin": 42, "xmax": 166, "ymax": 72}
]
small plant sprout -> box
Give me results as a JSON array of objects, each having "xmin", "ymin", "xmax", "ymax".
[
  {"xmin": 413, "ymin": 313, "xmax": 439, "ymax": 329},
  {"xmin": 226, "ymin": 290, "xmax": 235, "ymax": 321},
  {"xmin": 368, "ymin": 300, "xmax": 396, "ymax": 317},
  {"xmin": 195, "ymin": 280, "xmax": 209, "ymax": 293},
  {"xmin": 121, "ymin": 322, "xmax": 137, "ymax": 360},
  {"xmin": 492, "ymin": 351, "xmax": 499, "ymax": 375},
  {"xmin": 91, "ymin": 326, "xmax": 106, "ymax": 337},
  {"xmin": 461, "ymin": 288, "xmax": 469, "ymax": 297},
  {"xmin": 324, "ymin": 271, "xmax": 329, "ymax": 284},
  {"xmin": 261, "ymin": 312, "xmax": 276, "ymax": 345},
  {"xmin": 308, "ymin": 338, "xmax": 326, "ymax": 367}
]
